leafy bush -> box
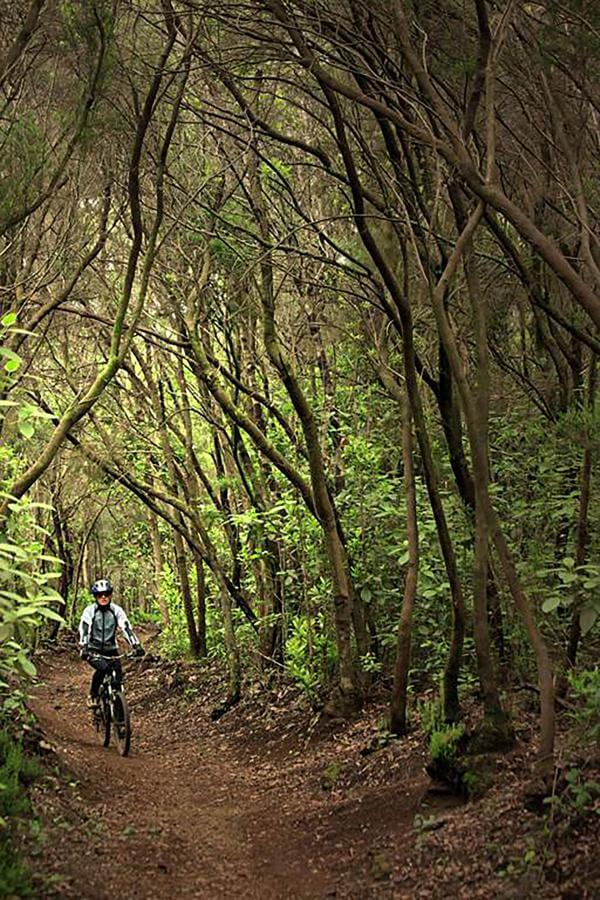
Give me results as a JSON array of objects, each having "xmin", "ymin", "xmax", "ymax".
[
  {"xmin": 0, "ymin": 727, "xmax": 39, "ymax": 897},
  {"xmin": 544, "ymin": 766, "xmax": 600, "ymax": 840},
  {"xmin": 429, "ymin": 723, "xmax": 465, "ymax": 767},
  {"xmin": 416, "ymin": 694, "xmax": 444, "ymax": 735},
  {"xmin": 569, "ymin": 668, "xmax": 600, "ymax": 746},
  {"xmin": 286, "ymin": 612, "xmax": 336, "ymax": 698},
  {"xmin": 1, "ymin": 315, "xmax": 64, "ymax": 686},
  {"xmin": 537, "ymin": 557, "xmax": 600, "ymax": 637},
  {"xmin": 0, "ymin": 499, "xmax": 63, "ymax": 686},
  {"xmin": 154, "ymin": 563, "xmax": 190, "ymax": 659}
]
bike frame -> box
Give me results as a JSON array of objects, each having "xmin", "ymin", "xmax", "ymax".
[{"xmin": 88, "ymin": 651, "xmax": 137, "ymax": 755}]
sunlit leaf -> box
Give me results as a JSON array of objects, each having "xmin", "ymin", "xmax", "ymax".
[
  {"xmin": 18, "ymin": 420, "xmax": 35, "ymax": 439},
  {"xmin": 17, "ymin": 656, "xmax": 37, "ymax": 677},
  {"xmin": 542, "ymin": 596, "xmax": 561, "ymax": 613},
  {"xmin": 37, "ymin": 607, "xmax": 64, "ymax": 622},
  {"xmin": 580, "ymin": 605, "xmax": 597, "ymax": 636}
]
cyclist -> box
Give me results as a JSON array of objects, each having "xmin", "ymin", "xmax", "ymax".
[{"xmin": 79, "ymin": 578, "xmax": 145, "ymax": 709}]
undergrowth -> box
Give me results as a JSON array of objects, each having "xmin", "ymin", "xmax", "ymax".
[{"xmin": 0, "ymin": 721, "xmax": 40, "ymax": 897}]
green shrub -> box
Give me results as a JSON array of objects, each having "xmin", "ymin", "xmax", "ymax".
[
  {"xmin": 569, "ymin": 668, "xmax": 600, "ymax": 746},
  {"xmin": 286, "ymin": 611, "xmax": 336, "ymax": 699},
  {"xmin": 429, "ymin": 723, "xmax": 465, "ymax": 767},
  {"xmin": 0, "ymin": 727, "xmax": 39, "ymax": 897},
  {"xmin": 416, "ymin": 694, "xmax": 444, "ymax": 736},
  {"xmin": 544, "ymin": 766, "xmax": 600, "ymax": 839},
  {"xmin": 154, "ymin": 563, "xmax": 192, "ymax": 659}
]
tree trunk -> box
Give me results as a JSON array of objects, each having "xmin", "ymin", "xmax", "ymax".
[
  {"xmin": 249, "ymin": 149, "xmax": 360, "ymax": 711},
  {"xmin": 390, "ymin": 387, "xmax": 419, "ymax": 736},
  {"xmin": 194, "ymin": 550, "xmax": 208, "ymax": 658},
  {"xmin": 375, "ymin": 329, "xmax": 465, "ymax": 723},
  {"xmin": 49, "ymin": 506, "xmax": 74, "ymax": 640},
  {"xmin": 428, "ymin": 204, "xmax": 553, "ymax": 769},
  {"xmin": 173, "ymin": 530, "xmax": 201, "ymax": 658},
  {"xmin": 149, "ymin": 504, "xmax": 170, "ymax": 627},
  {"xmin": 565, "ymin": 355, "xmax": 596, "ymax": 671}
]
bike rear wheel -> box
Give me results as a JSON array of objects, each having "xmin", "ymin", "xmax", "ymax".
[
  {"xmin": 112, "ymin": 691, "xmax": 131, "ymax": 756},
  {"xmin": 94, "ymin": 695, "xmax": 111, "ymax": 747}
]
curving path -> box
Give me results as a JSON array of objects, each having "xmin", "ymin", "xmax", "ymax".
[{"xmin": 28, "ymin": 643, "xmax": 426, "ymax": 900}]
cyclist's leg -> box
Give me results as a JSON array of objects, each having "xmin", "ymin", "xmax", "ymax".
[{"xmin": 89, "ymin": 659, "xmax": 107, "ymax": 701}]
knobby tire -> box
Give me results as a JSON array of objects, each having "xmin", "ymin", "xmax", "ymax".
[
  {"xmin": 112, "ymin": 690, "xmax": 131, "ymax": 756},
  {"xmin": 95, "ymin": 695, "xmax": 111, "ymax": 748}
]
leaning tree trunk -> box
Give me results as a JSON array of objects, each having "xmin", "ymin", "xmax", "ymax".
[
  {"xmin": 565, "ymin": 354, "xmax": 596, "ymax": 673},
  {"xmin": 193, "ymin": 550, "xmax": 208, "ymax": 658},
  {"xmin": 375, "ymin": 334, "xmax": 465, "ymax": 722},
  {"xmin": 250, "ymin": 150, "xmax": 361, "ymax": 712},
  {"xmin": 430, "ymin": 203, "xmax": 554, "ymax": 770},
  {"xmin": 144, "ymin": 353, "xmax": 201, "ymax": 657},
  {"xmin": 464, "ymin": 254, "xmax": 510, "ymax": 741},
  {"xmin": 0, "ymin": 27, "xmax": 179, "ymax": 526},
  {"xmin": 172, "ymin": 529, "xmax": 201, "ymax": 658},
  {"xmin": 317, "ymin": 82, "xmax": 465, "ymax": 721},
  {"xmin": 233, "ymin": 433, "xmax": 284, "ymax": 668},
  {"xmin": 148, "ymin": 502, "xmax": 170, "ymax": 627},
  {"xmin": 218, "ymin": 578, "xmax": 241, "ymax": 706},
  {"xmin": 49, "ymin": 505, "xmax": 74, "ymax": 640},
  {"xmin": 390, "ymin": 387, "xmax": 419, "ymax": 735}
]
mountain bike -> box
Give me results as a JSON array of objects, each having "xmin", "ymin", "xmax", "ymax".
[{"xmin": 88, "ymin": 651, "xmax": 136, "ymax": 756}]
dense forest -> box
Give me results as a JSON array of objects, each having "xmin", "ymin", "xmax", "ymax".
[{"xmin": 0, "ymin": 1, "xmax": 598, "ymax": 897}]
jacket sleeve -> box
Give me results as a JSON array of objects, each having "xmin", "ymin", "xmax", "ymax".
[
  {"xmin": 79, "ymin": 607, "xmax": 93, "ymax": 646},
  {"xmin": 114, "ymin": 604, "xmax": 140, "ymax": 647}
]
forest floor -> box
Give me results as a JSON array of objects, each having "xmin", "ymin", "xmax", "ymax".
[{"xmin": 21, "ymin": 630, "xmax": 599, "ymax": 899}]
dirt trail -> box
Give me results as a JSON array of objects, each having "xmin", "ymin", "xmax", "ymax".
[{"xmin": 28, "ymin": 645, "xmax": 428, "ymax": 900}]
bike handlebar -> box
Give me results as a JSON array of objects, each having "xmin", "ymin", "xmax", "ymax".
[{"xmin": 85, "ymin": 650, "xmax": 139, "ymax": 660}]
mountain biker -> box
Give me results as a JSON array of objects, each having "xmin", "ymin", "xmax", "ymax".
[{"xmin": 79, "ymin": 578, "xmax": 145, "ymax": 709}]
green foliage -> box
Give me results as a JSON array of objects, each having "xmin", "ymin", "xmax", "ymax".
[
  {"xmin": 260, "ymin": 157, "xmax": 292, "ymax": 188},
  {"xmin": 320, "ymin": 760, "xmax": 344, "ymax": 791},
  {"xmin": 0, "ymin": 116, "xmax": 47, "ymax": 228},
  {"xmin": 359, "ymin": 651, "xmax": 382, "ymax": 675},
  {"xmin": 429, "ymin": 723, "xmax": 465, "ymax": 767},
  {"xmin": 0, "ymin": 320, "xmax": 64, "ymax": 682},
  {"xmin": 537, "ymin": 557, "xmax": 600, "ymax": 636},
  {"xmin": 154, "ymin": 564, "xmax": 190, "ymax": 659},
  {"xmin": 154, "ymin": 562, "xmax": 228, "ymax": 662},
  {"xmin": 286, "ymin": 612, "xmax": 336, "ymax": 698},
  {"xmin": 544, "ymin": 766, "xmax": 600, "ymax": 839},
  {"xmin": 100, "ymin": 507, "xmax": 155, "ymax": 612},
  {"xmin": 568, "ymin": 668, "xmax": 600, "ymax": 746},
  {"xmin": 416, "ymin": 694, "xmax": 444, "ymax": 736},
  {"xmin": 0, "ymin": 498, "xmax": 64, "ymax": 686},
  {"xmin": 496, "ymin": 839, "xmax": 539, "ymax": 881},
  {"xmin": 492, "ymin": 404, "xmax": 599, "ymax": 676},
  {"xmin": 0, "ymin": 727, "xmax": 39, "ymax": 897},
  {"xmin": 1, "ymin": 315, "xmax": 52, "ymax": 443},
  {"xmin": 0, "ymin": 729, "xmax": 39, "ymax": 824}
]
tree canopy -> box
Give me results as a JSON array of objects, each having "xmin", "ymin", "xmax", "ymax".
[{"xmin": 1, "ymin": 0, "xmax": 599, "ymax": 781}]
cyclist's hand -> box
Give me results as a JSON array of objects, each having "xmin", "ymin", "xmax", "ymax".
[
  {"xmin": 80, "ymin": 647, "xmax": 90, "ymax": 661},
  {"xmin": 133, "ymin": 645, "xmax": 145, "ymax": 658}
]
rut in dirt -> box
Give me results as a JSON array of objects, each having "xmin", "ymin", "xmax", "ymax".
[{"xmin": 29, "ymin": 645, "xmax": 428, "ymax": 900}]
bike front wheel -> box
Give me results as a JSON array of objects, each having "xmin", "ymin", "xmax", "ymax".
[
  {"xmin": 94, "ymin": 696, "xmax": 111, "ymax": 748},
  {"xmin": 112, "ymin": 691, "xmax": 131, "ymax": 756}
]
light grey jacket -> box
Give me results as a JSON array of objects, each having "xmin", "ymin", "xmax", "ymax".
[{"xmin": 78, "ymin": 602, "xmax": 140, "ymax": 653}]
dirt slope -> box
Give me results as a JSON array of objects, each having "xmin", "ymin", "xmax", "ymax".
[
  {"xmin": 27, "ymin": 645, "xmax": 426, "ymax": 899},
  {"xmin": 26, "ymin": 641, "xmax": 596, "ymax": 899}
]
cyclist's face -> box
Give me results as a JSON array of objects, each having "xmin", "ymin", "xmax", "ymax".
[{"xmin": 96, "ymin": 592, "xmax": 111, "ymax": 606}]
